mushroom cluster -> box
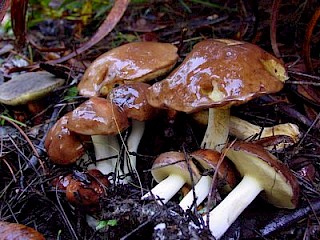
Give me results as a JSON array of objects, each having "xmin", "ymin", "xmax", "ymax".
[
  {"xmin": 43, "ymin": 39, "xmax": 301, "ymax": 238},
  {"xmin": 45, "ymin": 41, "xmax": 179, "ymax": 179}
]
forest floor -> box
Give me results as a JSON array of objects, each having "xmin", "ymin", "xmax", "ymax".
[{"xmin": 0, "ymin": 1, "xmax": 319, "ymax": 239}]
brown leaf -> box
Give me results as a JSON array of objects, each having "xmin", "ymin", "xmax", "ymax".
[{"xmin": 11, "ymin": 0, "xmax": 29, "ymax": 47}]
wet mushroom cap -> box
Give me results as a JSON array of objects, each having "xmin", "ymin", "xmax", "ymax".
[
  {"xmin": 108, "ymin": 82, "xmax": 159, "ymax": 121},
  {"xmin": 226, "ymin": 141, "xmax": 300, "ymax": 208},
  {"xmin": 147, "ymin": 39, "xmax": 288, "ymax": 113},
  {"xmin": 151, "ymin": 151, "xmax": 200, "ymax": 185},
  {"xmin": 191, "ymin": 149, "xmax": 238, "ymax": 192},
  {"xmin": 78, "ymin": 41, "xmax": 179, "ymax": 97},
  {"xmin": 0, "ymin": 71, "xmax": 65, "ymax": 106},
  {"xmin": 65, "ymin": 169, "xmax": 110, "ymax": 211},
  {"xmin": 44, "ymin": 114, "xmax": 87, "ymax": 165},
  {"xmin": 0, "ymin": 221, "xmax": 45, "ymax": 240},
  {"xmin": 66, "ymin": 97, "xmax": 129, "ymax": 135}
]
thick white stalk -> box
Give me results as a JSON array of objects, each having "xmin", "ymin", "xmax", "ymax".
[
  {"xmin": 204, "ymin": 175, "xmax": 263, "ymax": 239},
  {"xmin": 123, "ymin": 120, "xmax": 145, "ymax": 175},
  {"xmin": 142, "ymin": 174, "xmax": 187, "ymax": 204},
  {"xmin": 89, "ymin": 135, "xmax": 120, "ymax": 176},
  {"xmin": 201, "ymin": 108, "xmax": 230, "ymax": 152},
  {"xmin": 179, "ymin": 175, "xmax": 212, "ymax": 211}
]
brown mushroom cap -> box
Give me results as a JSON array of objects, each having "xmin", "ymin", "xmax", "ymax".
[
  {"xmin": 0, "ymin": 221, "xmax": 45, "ymax": 240},
  {"xmin": 191, "ymin": 149, "xmax": 237, "ymax": 192},
  {"xmin": 108, "ymin": 82, "xmax": 159, "ymax": 121},
  {"xmin": 147, "ymin": 39, "xmax": 288, "ymax": 113},
  {"xmin": 65, "ymin": 169, "xmax": 110, "ymax": 211},
  {"xmin": 226, "ymin": 141, "xmax": 300, "ymax": 208},
  {"xmin": 44, "ymin": 114, "xmax": 86, "ymax": 165},
  {"xmin": 78, "ymin": 42, "xmax": 179, "ymax": 97},
  {"xmin": 66, "ymin": 97, "xmax": 129, "ymax": 135},
  {"xmin": 151, "ymin": 151, "xmax": 200, "ymax": 185}
]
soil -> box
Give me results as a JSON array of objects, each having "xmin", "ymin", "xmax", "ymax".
[{"xmin": 0, "ymin": 1, "xmax": 320, "ymax": 239}]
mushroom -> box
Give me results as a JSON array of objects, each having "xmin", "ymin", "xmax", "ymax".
[
  {"xmin": 65, "ymin": 169, "xmax": 110, "ymax": 212},
  {"xmin": 147, "ymin": 39, "xmax": 288, "ymax": 152},
  {"xmin": 0, "ymin": 71, "xmax": 66, "ymax": 167},
  {"xmin": 192, "ymin": 111, "xmax": 300, "ymax": 148},
  {"xmin": 0, "ymin": 221, "xmax": 45, "ymax": 240},
  {"xmin": 78, "ymin": 41, "xmax": 179, "ymax": 97},
  {"xmin": 203, "ymin": 141, "xmax": 300, "ymax": 239},
  {"xmin": 107, "ymin": 82, "xmax": 159, "ymax": 177},
  {"xmin": 179, "ymin": 149, "xmax": 237, "ymax": 211},
  {"xmin": 142, "ymin": 151, "xmax": 200, "ymax": 204},
  {"xmin": 0, "ymin": 71, "xmax": 65, "ymax": 106},
  {"xmin": 44, "ymin": 114, "xmax": 89, "ymax": 165},
  {"xmin": 66, "ymin": 97, "xmax": 129, "ymax": 178}
]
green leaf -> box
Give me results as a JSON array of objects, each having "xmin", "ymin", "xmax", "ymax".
[
  {"xmin": 64, "ymin": 86, "xmax": 79, "ymax": 101},
  {"xmin": 95, "ymin": 219, "xmax": 118, "ymax": 230}
]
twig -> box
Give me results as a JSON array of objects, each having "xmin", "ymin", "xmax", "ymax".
[
  {"xmin": 270, "ymin": 0, "xmax": 281, "ymax": 58},
  {"xmin": 0, "ymin": 115, "xmax": 46, "ymax": 173},
  {"xmin": 259, "ymin": 198, "xmax": 320, "ymax": 237}
]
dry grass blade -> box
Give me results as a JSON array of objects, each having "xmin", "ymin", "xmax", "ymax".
[
  {"xmin": 0, "ymin": 115, "xmax": 46, "ymax": 173},
  {"xmin": 270, "ymin": 0, "xmax": 281, "ymax": 58}
]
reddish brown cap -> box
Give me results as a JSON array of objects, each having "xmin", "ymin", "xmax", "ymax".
[
  {"xmin": 78, "ymin": 42, "xmax": 179, "ymax": 97},
  {"xmin": 44, "ymin": 114, "xmax": 86, "ymax": 165},
  {"xmin": 147, "ymin": 39, "xmax": 288, "ymax": 113},
  {"xmin": 152, "ymin": 151, "xmax": 200, "ymax": 185},
  {"xmin": 108, "ymin": 82, "xmax": 159, "ymax": 121},
  {"xmin": 226, "ymin": 141, "xmax": 300, "ymax": 209},
  {"xmin": 65, "ymin": 169, "xmax": 110, "ymax": 211},
  {"xmin": 191, "ymin": 149, "xmax": 237, "ymax": 192},
  {"xmin": 0, "ymin": 222, "xmax": 45, "ymax": 240},
  {"xmin": 66, "ymin": 97, "xmax": 129, "ymax": 135}
]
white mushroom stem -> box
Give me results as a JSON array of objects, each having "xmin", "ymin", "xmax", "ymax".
[
  {"xmin": 179, "ymin": 175, "xmax": 212, "ymax": 211},
  {"xmin": 123, "ymin": 120, "xmax": 145, "ymax": 175},
  {"xmin": 201, "ymin": 108, "xmax": 230, "ymax": 152},
  {"xmin": 204, "ymin": 175, "xmax": 262, "ymax": 239},
  {"xmin": 88, "ymin": 135, "xmax": 125, "ymax": 179},
  {"xmin": 141, "ymin": 174, "xmax": 187, "ymax": 204},
  {"xmin": 229, "ymin": 116, "xmax": 300, "ymax": 142},
  {"xmin": 188, "ymin": 108, "xmax": 229, "ymax": 211}
]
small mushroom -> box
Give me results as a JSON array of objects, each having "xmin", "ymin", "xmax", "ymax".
[
  {"xmin": 179, "ymin": 149, "xmax": 237, "ymax": 211},
  {"xmin": 66, "ymin": 97, "xmax": 129, "ymax": 177},
  {"xmin": 142, "ymin": 151, "xmax": 200, "ymax": 204},
  {"xmin": 0, "ymin": 221, "xmax": 45, "ymax": 240},
  {"xmin": 65, "ymin": 169, "xmax": 110, "ymax": 212},
  {"xmin": 44, "ymin": 114, "xmax": 88, "ymax": 165},
  {"xmin": 203, "ymin": 141, "xmax": 300, "ymax": 239},
  {"xmin": 78, "ymin": 41, "xmax": 179, "ymax": 97},
  {"xmin": 107, "ymin": 82, "xmax": 159, "ymax": 178},
  {"xmin": 147, "ymin": 39, "xmax": 288, "ymax": 152}
]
